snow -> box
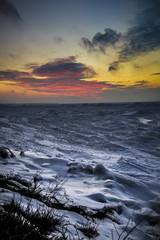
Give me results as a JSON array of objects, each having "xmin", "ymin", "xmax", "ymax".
[{"xmin": 0, "ymin": 103, "xmax": 160, "ymax": 239}]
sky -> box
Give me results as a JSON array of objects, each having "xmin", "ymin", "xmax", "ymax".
[{"xmin": 0, "ymin": 0, "xmax": 160, "ymax": 103}]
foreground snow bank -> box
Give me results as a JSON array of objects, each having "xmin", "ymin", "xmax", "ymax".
[{"xmin": 0, "ymin": 148, "xmax": 160, "ymax": 239}]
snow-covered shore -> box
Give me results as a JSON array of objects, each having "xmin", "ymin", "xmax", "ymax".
[{"xmin": 0, "ymin": 103, "xmax": 160, "ymax": 239}]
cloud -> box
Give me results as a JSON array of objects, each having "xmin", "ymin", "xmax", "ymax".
[
  {"xmin": 0, "ymin": 57, "xmax": 113, "ymax": 99},
  {"xmin": 32, "ymin": 56, "xmax": 96, "ymax": 80},
  {"xmin": 3, "ymin": 57, "xmax": 152, "ymax": 101},
  {"xmin": 0, "ymin": 70, "xmax": 29, "ymax": 79},
  {"xmin": 54, "ymin": 36, "xmax": 65, "ymax": 44},
  {"xmin": 81, "ymin": 28, "xmax": 121, "ymax": 53},
  {"xmin": 108, "ymin": 61, "xmax": 119, "ymax": 72},
  {"xmin": 108, "ymin": 0, "xmax": 160, "ymax": 71},
  {"xmin": 120, "ymin": 3, "xmax": 160, "ymax": 59},
  {"xmin": 1, "ymin": 57, "xmax": 157, "ymax": 101},
  {"xmin": 25, "ymin": 62, "xmax": 41, "ymax": 70},
  {"xmin": 133, "ymin": 80, "xmax": 149, "ymax": 88},
  {"xmin": 80, "ymin": 1, "xmax": 160, "ymax": 71},
  {"xmin": 0, "ymin": 0, "xmax": 22, "ymax": 22},
  {"xmin": 81, "ymin": 38, "xmax": 93, "ymax": 52},
  {"xmin": 151, "ymin": 73, "xmax": 160, "ymax": 75}
]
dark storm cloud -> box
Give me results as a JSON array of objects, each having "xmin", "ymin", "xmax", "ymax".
[
  {"xmin": 32, "ymin": 56, "xmax": 96, "ymax": 80},
  {"xmin": 108, "ymin": 61, "xmax": 119, "ymax": 72},
  {"xmin": 151, "ymin": 73, "xmax": 160, "ymax": 75},
  {"xmin": 119, "ymin": 2, "xmax": 160, "ymax": 60},
  {"xmin": 0, "ymin": 57, "xmax": 97, "ymax": 88},
  {"xmin": 80, "ymin": 1, "xmax": 160, "ymax": 71},
  {"xmin": 108, "ymin": 0, "xmax": 160, "ymax": 71},
  {"xmin": 0, "ymin": 0, "xmax": 22, "ymax": 21},
  {"xmin": 0, "ymin": 70, "xmax": 42, "ymax": 87},
  {"xmin": 25, "ymin": 62, "xmax": 40, "ymax": 70},
  {"xmin": 81, "ymin": 38, "xmax": 93, "ymax": 52},
  {"xmin": 0, "ymin": 57, "xmax": 123, "ymax": 98},
  {"xmin": 0, "ymin": 70, "xmax": 29, "ymax": 79},
  {"xmin": 0, "ymin": 69, "xmax": 47, "ymax": 86},
  {"xmin": 81, "ymin": 28, "xmax": 121, "ymax": 53},
  {"xmin": 0, "ymin": 58, "xmax": 114, "ymax": 99}
]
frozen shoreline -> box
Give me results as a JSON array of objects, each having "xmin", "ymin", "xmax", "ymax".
[{"xmin": 0, "ymin": 103, "xmax": 160, "ymax": 239}]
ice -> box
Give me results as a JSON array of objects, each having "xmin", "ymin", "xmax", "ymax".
[
  {"xmin": 0, "ymin": 145, "xmax": 159, "ymax": 239},
  {"xmin": 0, "ymin": 103, "xmax": 160, "ymax": 239},
  {"xmin": 104, "ymin": 179, "xmax": 126, "ymax": 191},
  {"xmin": 138, "ymin": 117, "xmax": 153, "ymax": 125},
  {"xmin": 87, "ymin": 193, "xmax": 107, "ymax": 203}
]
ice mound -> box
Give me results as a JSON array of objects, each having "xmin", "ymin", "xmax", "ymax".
[
  {"xmin": 148, "ymin": 196, "xmax": 160, "ymax": 214},
  {"xmin": 68, "ymin": 162, "xmax": 114, "ymax": 179},
  {"xmin": 93, "ymin": 164, "xmax": 113, "ymax": 179},
  {"xmin": 118, "ymin": 202, "xmax": 132, "ymax": 218},
  {"xmin": 85, "ymin": 164, "xmax": 94, "ymax": 174},
  {"xmin": 87, "ymin": 193, "xmax": 107, "ymax": 203},
  {"xmin": 114, "ymin": 173, "xmax": 157, "ymax": 201},
  {"xmin": 68, "ymin": 162, "xmax": 156, "ymax": 204},
  {"xmin": 0, "ymin": 146, "xmax": 15, "ymax": 158},
  {"xmin": 104, "ymin": 179, "xmax": 126, "ymax": 191},
  {"xmin": 68, "ymin": 162, "xmax": 93, "ymax": 174}
]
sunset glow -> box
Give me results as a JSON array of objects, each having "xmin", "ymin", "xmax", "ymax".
[{"xmin": 0, "ymin": 0, "xmax": 160, "ymax": 103}]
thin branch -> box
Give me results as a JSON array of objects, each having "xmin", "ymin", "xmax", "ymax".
[
  {"xmin": 123, "ymin": 206, "xmax": 160, "ymax": 240},
  {"xmin": 118, "ymin": 217, "xmax": 132, "ymax": 240}
]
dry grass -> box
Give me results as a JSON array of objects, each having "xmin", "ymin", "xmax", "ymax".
[{"xmin": 0, "ymin": 173, "xmax": 120, "ymax": 239}]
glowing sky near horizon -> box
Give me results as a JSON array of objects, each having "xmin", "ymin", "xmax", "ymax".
[{"xmin": 0, "ymin": 0, "xmax": 160, "ymax": 103}]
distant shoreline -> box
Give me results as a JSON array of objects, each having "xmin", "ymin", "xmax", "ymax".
[{"xmin": 0, "ymin": 101, "xmax": 160, "ymax": 105}]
